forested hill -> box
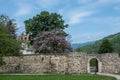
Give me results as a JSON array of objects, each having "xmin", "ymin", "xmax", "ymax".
[
  {"xmin": 78, "ymin": 32, "xmax": 120, "ymax": 54},
  {"xmin": 72, "ymin": 41, "xmax": 95, "ymax": 49}
]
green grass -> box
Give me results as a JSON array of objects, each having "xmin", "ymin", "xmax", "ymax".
[
  {"xmin": 0, "ymin": 74, "xmax": 117, "ymax": 80},
  {"xmin": 115, "ymin": 72, "xmax": 120, "ymax": 75}
]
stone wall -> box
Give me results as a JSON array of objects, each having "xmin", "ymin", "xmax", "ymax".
[
  {"xmin": 67, "ymin": 53, "xmax": 87, "ymax": 73},
  {"xmin": 0, "ymin": 52, "xmax": 120, "ymax": 74},
  {"xmin": 0, "ymin": 54, "xmax": 68, "ymax": 73},
  {"xmin": 101, "ymin": 53, "xmax": 120, "ymax": 73}
]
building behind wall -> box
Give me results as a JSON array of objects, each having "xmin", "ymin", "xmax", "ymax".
[
  {"xmin": 18, "ymin": 35, "xmax": 29, "ymax": 42},
  {"xmin": 18, "ymin": 34, "xmax": 34, "ymax": 54}
]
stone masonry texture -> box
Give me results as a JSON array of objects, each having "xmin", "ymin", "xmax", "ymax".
[{"xmin": 0, "ymin": 52, "xmax": 120, "ymax": 74}]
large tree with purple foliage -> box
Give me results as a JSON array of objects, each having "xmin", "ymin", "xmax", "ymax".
[
  {"xmin": 24, "ymin": 11, "xmax": 73, "ymax": 53},
  {"xmin": 33, "ymin": 29, "xmax": 73, "ymax": 53}
]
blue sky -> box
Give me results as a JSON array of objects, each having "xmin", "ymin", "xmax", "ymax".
[{"xmin": 0, "ymin": 0, "xmax": 120, "ymax": 43}]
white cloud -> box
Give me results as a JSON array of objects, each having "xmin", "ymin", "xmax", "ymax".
[
  {"xmin": 68, "ymin": 11, "xmax": 94, "ymax": 25},
  {"xmin": 86, "ymin": 17, "xmax": 120, "ymax": 27},
  {"xmin": 12, "ymin": 0, "xmax": 38, "ymax": 17},
  {"xmin": 81, "ymin": 32, "xmax": 104, "ymax": 41},
  {"xmin": 15, "ymin": 4, "xmax": 33, "ymax": 17},
  {"xmin": 35, "ymin": 0, "xmax": 60, "ymax": 8},
  {"xmin": 85, "ymin": 36, "xmax": 95, "ymax": 40},
  {"xmin": 58, "ymin": 9, "xmax": 64, "ymax": 14},
  {"xmin": 75, "ymin": 0, "xmax": 120, "ymax": 12},
  {"xmin": 82, "ymin": 16, "xmax": 120, "ymax": 37},
  {"xmin": 71, "ymin": 32, "xmax": 104, "ymax": 43}
]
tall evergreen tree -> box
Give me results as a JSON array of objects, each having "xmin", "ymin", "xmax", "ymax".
[{"xmin": 98, "ymin": 39, "xmax": 113, "ymax": 54}]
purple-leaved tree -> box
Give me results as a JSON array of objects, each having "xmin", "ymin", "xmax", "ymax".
[{"xmin": 33, "ymin": 29, "xmax": 73, "ymax": 53}]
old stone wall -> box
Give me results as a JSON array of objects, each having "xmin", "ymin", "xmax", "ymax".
[
  {"xmin": 101, "ymin": 53, "xmax": 120, "ymax": 73},
  {"xmin": 67, "ymin": 53, "xmax": 87, "ymax": 73},
  {"xmin": 0, "ymin": 54, "xmax": 68, "ymax": 73},
  {"xmin": 0, "ymin": 53, "xmax": 120, "ymax": 74}
]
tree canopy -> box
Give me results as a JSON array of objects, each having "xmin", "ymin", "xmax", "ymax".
[
  {"xmin": 0, "ymin": 15, "xmax": 21, "ymax": 65},
  {"xmin": 24, "ymin": 11, "xmax": 73, "ymax": 53},
  {"xmin": 0, "ymin": 14, "xmax": 17, "ymax": 38},
  {"xmin": 33, "ymin": 29, "xmax": 73, "ymax": 53},
  {"xmin": 98, "ymin": 39, "xmax": 113, "ymax": 54},
  {"xmin": 24, "ymin": 11, "xmax": 68, "ymax": 43}
]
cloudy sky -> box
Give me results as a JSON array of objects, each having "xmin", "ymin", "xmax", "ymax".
[{"xmin": 0, "ymin": 0, "xmax": 120, "ymax": 43}]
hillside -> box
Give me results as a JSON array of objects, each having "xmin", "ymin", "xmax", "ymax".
[
  {"xmin": 72, "ymin": 41, "xmax": 95, "ymax": 49},
  {"xmin": 78, "ymin": 32, "xmax": 120, "ymax": 54}
]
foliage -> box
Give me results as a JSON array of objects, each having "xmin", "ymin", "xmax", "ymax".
[
  {"xmin": 24, "ymin": 11, "xmax": 68, "ymax": 44},
  {"xmin": 115, "ymin": 72, "xmax": 120, "ymax": 75},
  {"xmin": 24, "ymin": 11, "xmax": 73, "ymax": 53},
  {"xmin": 0, "ymin": 14, "xmax": 17, "ymax": 38},
  {"xmin": 0, "ymin": 74, "xmax": 116, "ymax": 80},
  {"xmin": 75, "ymin": 47, "xmax": 82, "ymax": 52},
  {"xmin": 76, "ymin": 43, "xmax": 100, "ymax": 54},
  {"xmin": 90, "ymin": 58, "xmax": 98, "ymax": 67},
  {"xmin": 0, "ymin": 21, "xmax": 21, "ymax": 56},
  {"xmin": 33, "ymin": 29, "xmax": 73, "ymax": 53},
  {"xmin": 0, "ymin": 54, "xmax": 5, "ymax": 66},
  {"xmin": 98, "ymin": 39, "xmax": 113, "ymax": 54},
  {"xmin": 0, "ymin": 15, "xmax": 21, "ymax": 65},
  {"xmin": 77, "ymin": 32, "xmax": 120, "ymax": 54},
  {"xmin": 0, "ymin": 39, "xmax": 21, "ymax": 56}
]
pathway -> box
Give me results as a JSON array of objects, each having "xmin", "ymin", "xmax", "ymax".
[{"xmin": 98, "ymin": 73, "xmax": 120, "ymax": 80}]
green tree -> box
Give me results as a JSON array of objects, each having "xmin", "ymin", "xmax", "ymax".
[
  {"xmin": 0, "ymin": 24, "xmax": 21, "ymax": 55},
  {"xmin": 0, "ymin": 15, "xmax": 21, "ymax": 65},
  {"xmin": 24, "ymin": 11, "xmax": 73, "ymax": 53},
  {"xmin": 24, "ymin": 11, "xmax": 68, "ymax": 44},
  {"xmin": 98, "ymin": 39, "xmax": 113, "ymax": 54},
  {"xmin": 0, "ymin": 14, "xmax": 17, "ymax": 38},
  {"xmin": 75, "ymin": 47, "xmax": 82, "ymax": 52}
]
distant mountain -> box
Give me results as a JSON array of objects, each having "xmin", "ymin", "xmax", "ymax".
[
  {"xmin": 72, "ymin": 41, "xmax": 95, "ymax": 49},
  {"xmin": 79, "ymin": 32, "xmax": 120, "ymax": 54}
]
